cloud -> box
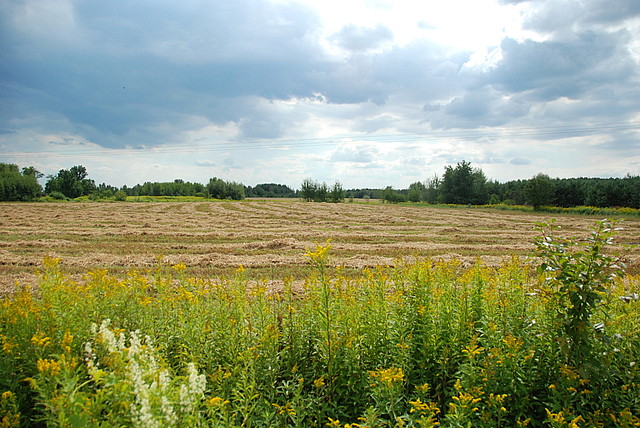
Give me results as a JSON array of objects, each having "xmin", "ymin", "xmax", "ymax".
[
  {"xmin": 519, "ymin": 0, "xmax": 640, "ymax": 36},
  {"xmin": 331, "ymin": 24, "xmax": 394, "ymax": 52},
  {"xmin": 195, "ymin": 160, "xmax": 216, "ymax": 167},
  {"xmin": 330, "ymin": 145, "xmax": 377, "ymax": 163},
  {"xmin": 485, "ymin": 32, "xmax": 633, "ymax": 100},
  {"xmin": 510, "ymin": 157, "xmax": 531, "ymax": 165},
  {"xmin": 238, "ymin": 118, "xmax": 283, "ymax": 140},
  {"xmin": 0, "ymin": 0, "xmax": 330, "ymax": 149}
]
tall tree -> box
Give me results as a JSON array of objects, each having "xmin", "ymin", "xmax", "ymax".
[
  {"xmin": 407, "ymin": 181, "xmax": 427, "ymax": 202},
  {"xmin": 524, "ymin": 173, "xmax": 555, "ymax": 210},
  {"xmin": 300, "ymin": 179, "xmax": 317, "ymax": 202},
  {"xmin": 206, "ymin": 177, "xmax": 245, "ymax": 200},
  {"xmin": 0, "ymin": 163, "xmax": 43, "ymax": 201},
  {"xmin": 314, "ymin": 182, "xmax": 328, "ymax": 202},
  {"xmin": 440, "ymin": 161, "xmax": 487, "ymax": 205},
  {"xmin": 45, "ymin": 165, "xmax": 96, "ymax": 198},
  {"xmin": 330, "ymin": 181, "xmax": 345, "ymax": 203},
  {"xmin": 424, "ymin": 175, "xmax": 440, "ymax": 204}
]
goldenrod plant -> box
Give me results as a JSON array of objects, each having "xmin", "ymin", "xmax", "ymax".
[{"xmin": 0, "ymin": 224, "xmax": 638, "ymax": 426}]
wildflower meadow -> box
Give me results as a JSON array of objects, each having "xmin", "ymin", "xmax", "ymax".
[{"xmin": 0, "ymin": 220, "xmax": 639, "ymax": 427}]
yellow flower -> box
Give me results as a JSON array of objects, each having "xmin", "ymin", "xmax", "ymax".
[
  {"xmin": 462, "ymin": 343, "xmax": 484, "ymax": 359},
  {"xmin": 568, "ymin": 416, "xmax": 585, "ymax": 428},
  {"xmin": 314, "ymin": 377, "xmax": 325, "ymax": 388},
  {"xmin": 273, "ymin": 402, "xmax": 296, "ymax": 416},
  {"xmin": 171, "ymin": 263, "xmax": 186, "ymax": 273},
  {"xmin": 326, "ymin": 417, "xmax": 341, "ymax": 427},
  {"xmin": 139, "ymin": 296, "xmax": 153, "ymax": 306},
  {"xmin": 207, "ymin": 397, "xmax": 230, "ymax": 407},
  {"xmin": 1, "ymin": 391, "xmax": 14, "ymax": 401},
  {"xmin": 415, "ymin": 383, "xmax": 431, "ymax": 394},
  {"xmin": 42, "ymin": 255, "xmax": 61, "ymax": 269},
  {"xmin": 31, "ymin": 332, "xmax": 51, "ymax": 348},
  {"xmin": 61, "ymin": 331, "xmax": 73, "ymax": 354},
  {"xmin": 1, "ymin": 337, "xmax": 17, "ymax": 354},
  {"xmin": 409, "ymin": 398, "xmax": 429, "ymax": 414},
  {"xmin": 36, "ymin": 359, "xmax": 61, "ymax": 376},
  {"xmin": 305, "ymin": 240, "xmax": 332, "ymax": 264},
  {"xmin": 369, "ymin": 367, "xmax": 404, "ymax": 387}
]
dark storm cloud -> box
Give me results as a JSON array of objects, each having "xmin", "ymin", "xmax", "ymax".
[
  {"xmin": 484, "ymin": 31, "xmax": 635, "ymax": 101},
  {"xmin": 0, "ymin": 0, "xmax": 329, "ymax": 148},
  {"xmin": 519, "ymin": 0, "xmax": 640, "ymax": 33},
  {"xmin": 445, "ymin": 87, "xmax": 530, "ymax": 126},
  {"xmin": 435, "ymin": 0, "xmax": 640, "ymax": 132}
]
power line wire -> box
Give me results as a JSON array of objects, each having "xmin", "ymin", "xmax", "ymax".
[{"xmin": 4, "ymin": 121, "xmax": 639, "ymax": 159}]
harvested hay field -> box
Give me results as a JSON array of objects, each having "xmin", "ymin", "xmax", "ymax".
[{"xmin": 1, "ymin": 200, "xmax": 639, "ymax": 288}]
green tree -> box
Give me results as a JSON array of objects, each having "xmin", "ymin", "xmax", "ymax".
[
  {"xmin": 0, "ymin": 163, "xmax": 43, "ymax": 201},
  {"xmin": 45, "ymin": 165, "xmax": 96, "ymax": 198},
  {"xmin": 330, "ymin": 181, "xmax": 345, "ymax": 203},
  {"xmin": 424, "ymin": 175, "xmax": 440, "ymax": 204},
  {"xmin": 247, "ymin": 183, "xmax": 295, "ymax": 198},
  {"xmin": 471, "ymin": 168, "xmax": 489, "ymax": 204},
  {"xmin": 524, "ymin": 173, "xmax": 555, "ymax": 210},
  {"xmin": 314, "ymin": 182, "xmax": 329, "ymax": 202},
  {"xmin": 407, "ymin": 181, "xmax": 426, "ymax": 202},
  {"xmin": 206, "ymin": 177, "xmax": 245, "ymax": 200},
  {"xmin": 225, "ymin": 181, "xmax": 246, "ymax": 200},
  {"xmin": 300, "ymin": 179, "xmax": 317, "ymax": 202},
  {"xmin": 383, "ymin": 186, "xmax": 406, "ymax": 203},
  {"xmin": 440, "ymin": 161, "xmax": 487, "ymax": 205}
]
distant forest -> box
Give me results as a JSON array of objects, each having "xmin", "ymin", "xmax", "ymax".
[{"xmin": 1, "ymin": 161, "xmax": 639, "ymax": 209}]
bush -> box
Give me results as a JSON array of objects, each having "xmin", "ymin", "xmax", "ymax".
[
  {"xmin": 114, "ymin": 190, "xmax": 127, "ymax": 201},
  {"xmin": 48, "ymin": 191, "xmax": 67, "ymax": 200}
]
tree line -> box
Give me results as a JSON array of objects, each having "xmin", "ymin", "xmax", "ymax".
[
  {"xmin": 391, "ymin": 161, "xmax": 640, "ymax": 209},
  {"xmin": 1, "ymin": 161, "xmax": 639, "ymax": 209},
  {"xmin": 0, "ymin": 163, "xmax": 247, "ymax": 201},
  {"xmin": 307, "ymin": 160, "xmax": 639, "ymax": 209}
]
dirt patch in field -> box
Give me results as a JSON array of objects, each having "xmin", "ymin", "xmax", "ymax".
[{"xmin": 1, "ymin": 201, "xmax": 638, "ymax": 288}]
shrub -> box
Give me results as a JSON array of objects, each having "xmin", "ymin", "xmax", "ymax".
[{"xmin": 48, "ymin": 191, "xmax": 67, "ymax": 200}]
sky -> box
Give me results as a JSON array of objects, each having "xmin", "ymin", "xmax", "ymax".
[{"xmin": 1, "ymin": 0, "xmax": 639, "ymax": 189}]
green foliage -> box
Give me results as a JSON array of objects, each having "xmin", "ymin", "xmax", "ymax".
[
  {"xmin": 300, "ymin": 179, "xmax": 343, "ymax": 203},
  {"xmin": 206, "ymin": 177, "xmax": 245, "ymax": 200},
  {"xmin": 113, "ymin": 190, "xmax": 127, "ymax": 201},
  {"xmin": 330, "ymin": 181, "xmax": 345, "ymax": 203},
  {"xmin": 534, "ymin": 220, "xmax": 628, "ymax": 368},
  {"xmin": 440, "ymin": 160, "xmax": 488, "ymax": 205},
  {"xmin": 127, "ymin": 179, "xmax": 207, "ymax": 197},
  {"xmin": 0, "ymin": 163, "xmax": 43, "ymax": 201},
  {"xmin": 383, "ymin": 186, "xmax": 406, "ymax": 203},
  {"xmin": 524, "ymin": 173, "xmax": 555, "ymax": 210},
  {"xmin": 48, "ymin": 191, "xmax": 67, "ymax": 200},
  {"xmin": 246, "ymin": 183, "xmax": 296, "ymax": 198},
  {"xmin": 45, "ymin": 165, "xmax": 96, "ymax": 199},
  {"xmin": 407, "ymin": 181, "xmax": 427, "ymax": 202}
]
